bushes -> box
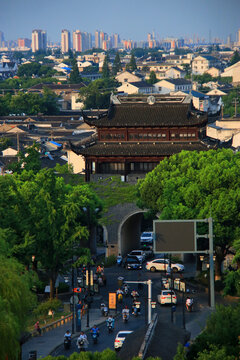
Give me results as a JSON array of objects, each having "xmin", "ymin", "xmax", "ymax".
[
  {"xmin": 102, "ymin": 255, "xmax": 117, "ymax": 267},
  {"xmin": 33, "ymin": 299, "xmax": 62, "ymax": 317},
  {"xmin": 223, "ymin": 270, "xmax": 240, "ymax": 296}
]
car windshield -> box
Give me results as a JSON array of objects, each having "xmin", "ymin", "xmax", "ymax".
[
  {"xmin": 127, "ymin": 257, "xmax": 140, "ymax": 263},
  {"xmin": 162, "ymin": 291, "xmax": 175, "ymax": 296},
  {"xmin": 118, "ymin": 332, "xmax": 131, "ymax": 338},
  {"xmin": 142, "ymin": 233, "xmax": 152, "ymax": 237},
  {"xmin": 131, "ymin": 251, "xmax": 141, "ymax": 255}
]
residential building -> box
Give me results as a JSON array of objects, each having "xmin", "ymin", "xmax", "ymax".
[
  {"xmin": 73, "ymin": 30, "xmax": 82, "ymax": 52},
  {"xmin": 206, "ymin": 67, "xmax": 221, "ymax": 77},
  {"xmin": 221, "ymin": 61, "xmax": 240, "ymax": 84},
  {"xmin": 95, "ymin": 30, "xmax": 100, "ymax": 48},
  {"xmin": 165, "ymin": 66, "xmax": 186, "ymax": 79},
  {"xmin": 31, "ymin": 29, "xmax": 47, "ymax": 52},
  {"xmin": 72, "ymin": 94, "xmax": 208, "ymax": 182},
  {"xmin": 61, "ymin": 29, "xmax": 71, "ymax": 53},
  {"xmin": 0, "ymin": 31, "xmax": 4, "ymax": 47},
  {"xmin": 117, "ymin": 81, "xmax": 154, "ymax": 95},
  {"xmin": 116, "ymin": 71, "xmax": 143, "ymax": 84},
  {"xmin": 18, "ymin": 38, "xmax": 31, "ymax": 49},
  {"xmin": 207, "ymin": 116, "xmax": 240, "ymax": 146},
  {"xmin": 192, "ymin": 55, "xmax": 220, "ymax": 75},
  {"xmin": 153, "ymin": 79, "xmax": 192, "ymax": 94},
  {"xmin": 113, "ymin": 33, "xmax": 120, "ymax": 48}
]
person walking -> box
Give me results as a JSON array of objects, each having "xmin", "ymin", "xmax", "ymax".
[{"xmin": 34, "ymin": 321, "xmax": 42, "ymax": 336}]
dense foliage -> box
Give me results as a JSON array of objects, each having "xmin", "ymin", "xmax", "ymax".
[
  {"xmin": 222, "ymin": 87, "xmax": 240, "ymax": 116},
  {"xmin": 78, "ymin": 78, "xmax": 118, "ymax": 109},
  {"xmin": 0, "ymin": 87, "xmax": 60, "ymax": 115},
  {"xmin": 137, "ymin": 149, "xmax": 240, "ymax": 277},
  {"xmin": 69, "ymin": 57, "xmax": 82, "ymax": 84},
  {"xmin": 0, "ymin": 234, "xmax": 35, "ymax": 360},
  {"xmin": 0, "ymin": 169, "xmax": 102, "ymax": 298},
  {"xmin": 187, "ymin": 304, "xmax": 240, "ymax": 359},
  {"xmin": 229, "ymin": 50, "xmax": 240, "ymax": 66}
]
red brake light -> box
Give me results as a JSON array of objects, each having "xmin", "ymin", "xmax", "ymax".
[{"xmin": 115, "ymin": 340, "xmax": 120, "ymax": 343}]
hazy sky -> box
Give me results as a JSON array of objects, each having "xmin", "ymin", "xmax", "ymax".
[{"xmin": 1, "ymin": 0, "xmax": 240, "ymax": 43}]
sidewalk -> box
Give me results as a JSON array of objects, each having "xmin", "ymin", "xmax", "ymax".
[{"xmin": 21, "ymin": 308, "xmax": 106, "ymax": 360}]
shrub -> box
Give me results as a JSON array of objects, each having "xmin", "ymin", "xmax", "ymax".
[
  {"xmin": 102, "ymin": 255, "xmax": 117, "ymax": 267},
  {"xmin": 223, "ymin": 270, "xmax": 240, "ymax": 296},
  {"xmin": 33, "ymin": 299, "xmax": 62, "ymax": 317}
]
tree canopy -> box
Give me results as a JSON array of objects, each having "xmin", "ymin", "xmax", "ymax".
[
  {"xmin": 137, "ymin": 149, "xmax": 240, "ymax": 277},
  {"xmin": 0, "ymin": 169, "xmax": 102, "ymax": 298},
  {"xmin": 69, "ymin": 57, "xmax": 82, "ymax": 84},
  {"xmin": 0, "ymin": 234, "xmax": 35, "ymax": 360},
  {"xmin": 102, "ymin": 53, "xmax": 110, "ymax": 79},
  {"xmin": 0, "ymin": 87, "xmax": 60, "ymax": 116},
  {"xmin": 112, "ymin": 52, "xmax": 122, "ymax": 75},
  {"xmin": 230, "ymin": 50, "xmax": 240, "ymax": 66},
  {"xmin": 78, "ymin": 78, "xmax": 118, "ymax": 109},
  {"xmin": 126, "ymin": 53, "xmax": 137, "ymax": 72}
]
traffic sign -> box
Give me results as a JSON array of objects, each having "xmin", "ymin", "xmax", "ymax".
[
  {"xmin": 73, "ymin": 287, "xmax": 82, "ymax": 293},
  {"xmin": 70, "ymin": 295, "xmax": 79, "ymax": 304}
]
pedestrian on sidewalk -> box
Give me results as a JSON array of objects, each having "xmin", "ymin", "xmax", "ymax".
[{"xmin": 34, "ymin": 321, "xmax": 42, "ymax": 336}]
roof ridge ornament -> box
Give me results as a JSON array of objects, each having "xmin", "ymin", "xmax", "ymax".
[{"xmin": 147, "ymin": 95, "xmax": 156, "ymax": 105}]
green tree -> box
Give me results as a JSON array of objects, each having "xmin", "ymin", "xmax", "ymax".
[
  {"xmin": 173, "ymin": 343, "xmax": 187, "ymax": 360},
  {"xmin": 41, "ymin": 87, "xmax": 61, "ymax": 114},
  {"xmin": 112, "ymin": 52, "xmax": 122, "ymax": 75},
  {"xmin": 17, "ymin": 62, "xmax": 41, "ymax": 77},
  {"xmin": 137, "ymin": 149, "xmax": 240, "ymax": 279},
  {"xmin": 0, "ymin": 169, "xmax": 102, "ymax": 298},
  {"xmin": 8, "ymin": 143, "xmax": 41, "ymax": 174},
  {"xmin": 188, "ymin": 304, "xmax": 240, "ymax": 359},
  {"xmin": 222, "ymin": 87, "xmax": 240, "ymax": 117},
  {"xmin": 126, "ymin": 53, "xmax": 137, "ymax": 72},
  {"xmin": 148, "ymin": 71, "xmax": 157, "ymax": 84},
  {"xmin": 0, "ymin": 247, "xmax": 35, "ymax": 360},
  {"xmin": 102, "ymin": 53, "xmax": 110, "ymax": 79},
  {"xmin": 78, "ymin": 78, "xmax": 117, "ymax": 109},
  {"xmin": 230, "ymin": 50, "xmax": 240, "ymax": 66},
  {"xmin": 69, "ymin": 57, "xmax": 82, "ymax": 84}
]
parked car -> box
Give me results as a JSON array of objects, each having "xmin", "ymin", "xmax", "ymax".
[
  {"xmin": 123, "ymin": 256, "xmax": 142, "ymax": 270},
  {"xmin": 128, "ymin": 250, "xmax": 145, "ymax": 263},
  {"xmin": 140, "ymin": 231, "xmax": 153, "ymax": 245},
  {"xmin": 145, "ymin": 258, "xmax": 184, "ymax": 273},
  {"xmin": 114, "ymin": 330, "xmax": 133, "ymax": 351},
  {"xmin": 157, "ymin": 290, "xmax": 177, "ymax": 305},
  {"xmin": 140, "ymin": 245, "xmax": 154, "ymax": 259}
]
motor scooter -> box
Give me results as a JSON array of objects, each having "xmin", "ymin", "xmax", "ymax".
[
  {"xmin": 123, "ymin": 313, "xmax": 129, "ymax": 323},
  {"xmin": 64, "ymin": 337, "xmax": 71, "ymax": 350},
  {"xmin": 77, "ymin": 338, "xmax": 85, "ymax": 352},
  {"xmin": 117, "ymin": 256, "xmax": 122, "ymax": 266},
  {"xmin": 117, "ymin": 293, "xmax": 123, "ymax": 303},
  {"xmin": 92, "ymin": 332, "xmax": 98, "ymax": 344},
  {"xmin": 107, "ymin": 321, "xmax": 114, "ymax": 333}
]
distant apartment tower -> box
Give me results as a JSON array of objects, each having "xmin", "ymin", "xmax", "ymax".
[
  {"xmin": 18, "ymin": 38, "xmax": 31, "ymax": 48},
  {"xmin": 0, "ymin": 31, "xmax": 4, "ymax": 47},
  {"xmin": 61, "ymin": 29, "xmax": 71, "ymax": 53},
  {"xmin": 238, "ymin": 29, "xmax": 240, "ymax": 45},
  {"xmin": 95, "ymin": 30, "xmax": 100, "ymax": 48},
  {"xmin": 73, "ymin": 30, "xmax": 91, "ymax": 52},
  {"xmin": 113, "ymin": 33, "xmax": 120, "ymax": 48},
  {"xmin": 32, "ymin": 30, "xmax": 47, "ymax": 52}
]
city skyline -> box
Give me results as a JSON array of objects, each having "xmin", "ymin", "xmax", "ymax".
[{"xmin": 1, "ymin": 0, "xmax": 240, "ymax": 43}]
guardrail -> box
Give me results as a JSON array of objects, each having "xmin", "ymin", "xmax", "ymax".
[
  {"xmin": 31, "ymin": 313, "xmax": 73, "ymax": 337},
  {"xmin": 138, "ymin": 313, "xmax": 158, "ymax": 359}
]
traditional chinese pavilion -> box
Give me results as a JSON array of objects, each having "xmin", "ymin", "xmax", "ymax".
[{"xmin": 71, "ymin": 94, "xmax": 209, "ymax": 182}]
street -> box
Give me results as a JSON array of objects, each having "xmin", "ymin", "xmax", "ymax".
[{"xmin": 51, "ymin": 257, "xmax": 203, "ymax": 356}]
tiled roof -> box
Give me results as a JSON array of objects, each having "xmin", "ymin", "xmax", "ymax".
[
  {"xmin": 83, "ymin": 103, "xmax": 207, "ymax": 127},
  {"xmin": 128, "ymin": 81, "xmax": 153, "ymax": 88},
  {"xmin": 72, "ymin": 141, "xmax": 210, "ymax": 157},
  {"xmin": 163, "ymin": 78, "xmax": 192, "ymax": 85}
]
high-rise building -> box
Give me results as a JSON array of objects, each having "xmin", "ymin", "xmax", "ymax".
[
  {"xmin": 0, "ymin": 31, "xmax": 5, "ymax": 47},
  {"xmin": 61, "ymin": 29, "xmax": 71, "ymax": 53},
  {"xmin": 95, "ymin": 30, "xmax": 100, "ymax": 48},
  {"xmin": 18, "ymin": 38, "xmax": 31, "ymax": 49},
  {"xmin": 113, "ymin": 33, "xmax": 120, "ymax": 48},
  {"xmin": 32, "ymin": 30, "xmax": 47, "ymax": 52},
  {"xmin": 73, "ymin": 30, "xmax": 82, "ymax": 52}
]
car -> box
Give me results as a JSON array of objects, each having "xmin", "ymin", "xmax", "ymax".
[
  {"xmin": 128, "ymin": 250, "xmax": 145, "ymax": 263},
  {"xmin": 140, "ymin": 245, "xmax": 154, "ymax": 259},
  {"xmin": 123, "ymin": 256, "xmax": 142, "ymax": 270},
  {"xmin": 145, "ymin": 258, "xmax": 184, "ymax": 273},
  {"xmin": 114, "ymin": 330, "xmax": 133, "ymax": 351},
  {"xmin": 140, "ymin": 231, "xmax": 153, "ymax": 245},
  {"xmin": 157, "ymin": 290, "xmax": 177, "ymax": 305}
]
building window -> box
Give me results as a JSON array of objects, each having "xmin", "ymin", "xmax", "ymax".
[
  {"xmin": 162, "ymin": 134, "xmax": 166, "ymax": 138},
  {"xmin": 129, "ymin": 134, "xmax": 134, "ymax": 140},
  {"xmin": 192, "ymin": 133, "xmax": 196, "ymax": 137},
  {"xmin": 101, "ymin": 134, "xmax": 105, "ymax": 139},
  {"xmin": 92, "ymin": 162, "xmax": 96, "ymax": 173},
  {"xmin": 171, "ymin": 133, "xmax": 175, "ymax": 138},
  {"xmin": 158, "ymin": 87, "xmax": 162, "ymax": 91}
]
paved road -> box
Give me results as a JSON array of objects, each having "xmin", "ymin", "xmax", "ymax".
[{"xmin": 51, "ymin": 258, "xmax": 206, "ymax": 356}]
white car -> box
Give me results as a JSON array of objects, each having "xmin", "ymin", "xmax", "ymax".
[
  {"xmin": 114, "ymin": 330, "xmax": 133, "ymax": 351},
  {"xmin": 157, "ymin": 290, "xmax": 177, "ymax": 305},
  {"xmin": 145, "ymin": 258, "xmax": 184, "ymax": 273},
  {"xmin": 128, "ymin": 250, "xmax": 145, "ymax": 263},
  {"xmin": 140, "ymin": 231, "xmax": 153, "ymax": 245}
]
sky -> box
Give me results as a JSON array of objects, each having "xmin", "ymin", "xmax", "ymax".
[{"xmin": 1, "ymin": 0, "xmax": 240, "ymax": 43}]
